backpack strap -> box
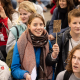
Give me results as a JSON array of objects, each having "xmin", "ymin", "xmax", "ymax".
[
  {"xmin": 14, "ymin": 26, "xmax": 19, "ymax": 40},
  {"xmin": 2, "ymin": 22, "xmax": 9, "ymax": 36},
  {"xmin": 63, "ymin": 71, "xmax": 72, "ymax": 80}
]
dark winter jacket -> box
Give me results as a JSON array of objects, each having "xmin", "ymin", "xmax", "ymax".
[
  {"xmin": 46, "ymin": 28, "xmax": 71, "ymax": 79},
  {"xmin": 49, "ymin": 7, "xmax": 69, "ymax": 38}
]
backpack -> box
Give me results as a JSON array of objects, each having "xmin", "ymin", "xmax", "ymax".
[
  {"xmin": 6, "ymin": 26, "xmax": 19, "ymax": 68},
  {"xmin": 63, "ymin": 71, "xmax": 72, "ymax": 80}
]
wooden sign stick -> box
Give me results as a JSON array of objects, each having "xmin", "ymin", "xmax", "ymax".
[{"xmin": 56, "ymin": 32, "xmax": 57, "ymax": 44}]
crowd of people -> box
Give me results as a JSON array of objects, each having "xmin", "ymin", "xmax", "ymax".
[{"xmin": 0, "ymin": 0, "xmax": 80, "ymax": 80}]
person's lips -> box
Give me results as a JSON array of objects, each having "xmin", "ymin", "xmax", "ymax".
[
  {"xmin": 76, "ymin": 29, "xmax": 80, "ymax": 31},
  {"xmin": 73, "ymin": 65, "xmax": 78, "ymax": 69}
]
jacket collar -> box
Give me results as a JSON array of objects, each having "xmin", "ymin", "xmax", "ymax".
[{"xmin": 64, "ymin": 29, "xmax": 72, "ymax": 45}]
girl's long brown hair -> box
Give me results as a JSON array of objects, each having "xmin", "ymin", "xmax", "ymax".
[
  {"xmin": 0, "ymin": 0, "xmax": 16, "ymax": 21},
  {"xmin": 65, "ymin": 44, "xmax": 80, "ymax": 72}
]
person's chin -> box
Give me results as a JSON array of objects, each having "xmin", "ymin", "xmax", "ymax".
[
  {"xmin": 72, "ymin": 67, "xmax": 79, "ymax": 73},
  {"xmin": 22, "ymin": 21, "xmax": 26, "ymax": 23},
  {"xmin": 35, "ymin": 34, "xmax": 41, "ymax": 37}
]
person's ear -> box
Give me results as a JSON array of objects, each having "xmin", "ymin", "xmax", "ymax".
[
  {"xmin": 68, "ymin": 22, "xmax": 71, "ymax": 28},
  {"xmin": 27, "ymin": 24, "xmax": 30, "ymax": 29}
]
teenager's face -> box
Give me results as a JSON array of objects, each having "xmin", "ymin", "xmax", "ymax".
[
  {"xmin": 59, "ymin": 0, "xmax": 67, "ymax": 8},
  {"xmin": 19, "ymin": 9, "xmax": 32, "ymax": 23},
  {"xmin": 72, "ymin": 49, "xmax": 80, "ymax": 73},
  {"xmin": 69, "ymin": 17, "xmax": 80, "ymax": 35},
  {"xmin": 28, "ymin": 18, "xmax": 44, "ymax": 37}
]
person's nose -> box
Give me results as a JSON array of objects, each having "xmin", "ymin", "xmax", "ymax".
[
  {"xmin": 21, "ymin": 14, "xmax": 24, "ymax": 18},
  {"xmin": 37, "ymin": 24, "xmax": 41, "ymax": 29},
  {"xmin": 77, "ymin": 23, "xmax": 80, "ymax": 27},
  {"xmin": 74, "ymin": 58, "xmax": 79, "ymax": 64}
]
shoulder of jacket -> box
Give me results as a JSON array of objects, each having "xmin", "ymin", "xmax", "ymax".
[
  {"xmin": 10, "ymin": 25, "xmax": 19, "ymax": 31},
  {"xmin": 64, "ymin": 28, "xmax": 70, "ymax": 37},
  {"xmin": 10, "ymin": 26, "xmax": 16, "ymax": 32},
  {"xmin": 10, "ymin": 25, "xmax": 20, "ymax": 36},
  {"xmin": 53, "ymin": 7, "xmax": 59, "ymax": 16},
  {"xmin": 54, "ymin": 7, "xmax": 58, "ymax": 11}
]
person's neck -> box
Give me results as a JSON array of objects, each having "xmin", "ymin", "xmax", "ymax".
[
  {"xmin": 70, "ymin": 31, "xmax": 80, "ymax": 41},
  {"xmin": 74, "ymin": 72, "xmax": 80, "ymax": 79}
]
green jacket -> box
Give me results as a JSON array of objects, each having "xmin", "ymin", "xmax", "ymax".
[
  {"xmin": 6, "ymin": 23, "xmax": 27, "ymax": 67},
  {"xmin": 10, "ymin": 24, "xmax": 27, "ymax": 41}
]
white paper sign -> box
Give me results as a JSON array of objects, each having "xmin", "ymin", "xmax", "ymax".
[{"xmin": 31, "ymin": 66, "xmax": 37, "ymax": 80}]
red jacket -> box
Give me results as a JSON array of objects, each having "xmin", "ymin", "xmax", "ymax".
[{"xmin": 0, "ymin": 17, "xmax": 9, "ymax": 46}]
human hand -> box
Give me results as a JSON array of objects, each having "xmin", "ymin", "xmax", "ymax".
[
  {"xmin": 0, "ymin": 4, "xmax": 7, "ymax": 19},
  {"xmin": 52, "ymin": 43, "xmax": 59, "ymax": 58},
  {"xmin": 48, "ymin": 34, "xmax": 55, "ymax": 40},
  {"xmin": 26, "ymin": 73, "xmax": 31, "ymax": 80}
]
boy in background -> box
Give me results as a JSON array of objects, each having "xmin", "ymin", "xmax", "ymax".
[{"xmin": 46, "ymin": 8, "xmax": 80, "ymax": 79}]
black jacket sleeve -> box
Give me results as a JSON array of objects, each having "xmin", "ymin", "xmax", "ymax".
[
  {"xmin": 46, "ymin": 33, "xmax": 63, "ymax": 66},
  {"xmin": 45, "ymin": 49, "xmax": 58, "ymax": 66}
]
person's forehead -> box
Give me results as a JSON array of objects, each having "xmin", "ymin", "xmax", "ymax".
[
  {"xmin": 73, "ymin": 50, "xmax": 80, "ymax": 57},
  {"xmin": 70, "ymin": 16, "xmax": 80, "ymax": 20}
]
